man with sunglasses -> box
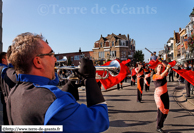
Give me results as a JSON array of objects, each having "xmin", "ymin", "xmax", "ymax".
[{"xmin": 6, "ymin": 32, "xmax": 109, "ymax": 132}]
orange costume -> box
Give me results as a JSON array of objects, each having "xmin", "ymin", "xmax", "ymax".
[
  {"xmin": 153, "ymin": 73, "xmax": 169, "ymax": 130},
  {"xmin": 144, "ymin": 68, "xmax": 151, "ymax": 91},
  {"xmin": 135, "ymin": 67, "xmax": 144, "ymax": 102},
  {"xmin": 131, "ymin": 69, "xmax": 136, "ymax": 86}
]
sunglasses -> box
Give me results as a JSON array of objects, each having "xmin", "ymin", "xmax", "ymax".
[{"xmin": 37, "ymin": 50, "xmax": 55, "ymax": 57}]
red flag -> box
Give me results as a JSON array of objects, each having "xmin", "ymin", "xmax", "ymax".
[
  {"xmin": 149, "ymin": 60, "xmax": 176, "ymax": 69},
  {"xmin": 172, "ymin": 69, "xmax": 194, "ymax": 86},
  {"xmin": 96, "ymin": 59, "xmax": 130, "ymax": 90},
  {"xmin": 168, "ymin": 60, "xmax": 177, "ymax": 67},
  {"xmin": 149, "ymin": 59, "xmax": 157, "ymax": 65},
  {"xmin": 149, "ymin": 59, "xmax": 160, "ymax": 69},
  {"xmin": 131, "ymin": 69, "xmax": 136, "ymax": 76},
  {"xmin": 121, "ymin": 59, "xmax": 131, "ymax": 65}
]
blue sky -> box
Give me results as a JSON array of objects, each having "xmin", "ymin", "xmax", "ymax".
[{"xmin": 2, "ymin": 0, "xmax": 194, "ymax": 62}]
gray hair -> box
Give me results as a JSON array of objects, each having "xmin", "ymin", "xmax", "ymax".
[{"xmin": 9, "ymin": 32, "xmax": 44, "ymax": 74}]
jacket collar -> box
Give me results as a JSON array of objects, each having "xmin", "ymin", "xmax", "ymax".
[
  {"xmin": 0, "ymin": 63, "xmax": 7, "ymax": 67},
  {"xmin": 17, "ymin": 74, "xmax": 50, "ymax": 86}
]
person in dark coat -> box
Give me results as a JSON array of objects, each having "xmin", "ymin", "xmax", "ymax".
[
  {"xmin": 168, "ymin": 67, "xmax": 174, "ymax": 82},
  {"xmin": 184, "ymin": 62, "xmax": 191, "ymax": 98},
  {"xmin": 0, "ymin": 52, "xmax": 8, "ymax": 125},
  {"xmin": 6, "ymin": 32, "xmax": 109, "ymax": 132}
]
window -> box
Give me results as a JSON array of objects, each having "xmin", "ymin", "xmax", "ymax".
[
  {"xmin": 107, "ymin": 42, "xmax": 110, "ymax": 47},
  {"xmin": 121, "ymin": 52, "xmax": 126, "ymax": 58},
  {"xmin": 80, "ymin": 54, "xmax": 85, "ymax": 58},
  {"xmin": 180, "ymin": 36, "xmax": 184, "ymax": 44},
  {"xmin": 74, "ymin": 55, "xmax": 80, "ymax": 60},
  {"xmin": 123, "ymin": 52, "xmax": 126, "ymax": 57},
  {"xmin": 99, "ymin": 52, "xmax": 104, "ymax": 58},
  {"xmin": 56, "ymin": 56, "xmax": 59, "ymax": 60},
  {"xmin": 100, "ymin": 43, "xmax": 102, "ymax": 47},
  {"xmin": 71, "ymin": 57, "xmax": 74, "ymax": 61},
  {"xmin": 112, "ymin": 41, "xmax": 114, "ymax": 46},
  {"xmin": 110, "ymin": 51, "xmax": 116, "ymax": 58}
]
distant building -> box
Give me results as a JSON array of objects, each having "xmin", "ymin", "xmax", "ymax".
[
  {"xmin": 158, "ymin": 49, "xmax": 164, "ymax": 59},
  {"xmin": 184, "ymin": 8, "xmax": 194, "ymax": 64},
  {"xmin": 176, "ymin": 28, "xmax": 187, "ymax": 63},
  {"xmin": 92, "ymin": 33, "xmax": 135, "ymax": 64},
  {"xmin": 167, "ymin": 37, "xmax": 174, "ymax": 61},
  {"xmin": 55, "ymin": 48, "xmax": 93, "ymax": 66},
  {"xmin": 173, "ymin": 31, "xmax": 180, "ymax": 60}
]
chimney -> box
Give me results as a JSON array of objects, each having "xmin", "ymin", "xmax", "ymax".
[
  {"xmin": 127, "ymin": 34, "xmax": 129, "ymax": 40},
  {"xmin": 119, "ymin": 33, "xmax": 121, "ymax": 35},
  {"xmin": 79, "ymin": 47, "xmax": 81, "ymax": 53},
  {"xmin": 101, "ymin": 34, "xmax": 102, "ymax": 38},
  {"xmin": 179, "ymin": 28, "xmax": 181, "ymax": 32}
]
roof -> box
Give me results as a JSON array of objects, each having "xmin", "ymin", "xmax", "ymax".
[
  {"xmin": 167, "ymin": 37, "xmax": 174, "ymax": 43},
  {"xmin": 190, "ymin": 8, "xmax": 194, "ymax": 16},
  {"xmin": 175, "ymin": 32, "xmax": 180, "ymax": 43},
  {"xmin": 95, "ymin": 33, "xmax": 128, "ymax": 42}
]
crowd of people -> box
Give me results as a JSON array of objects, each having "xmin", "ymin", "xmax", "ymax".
[
  {"xmin": 0, "ymin": 32, "xmax": 193, "ymax": 133},
  {"xmin": 113, "ymin": 52, "xmax": 193, "ymax": 133}
]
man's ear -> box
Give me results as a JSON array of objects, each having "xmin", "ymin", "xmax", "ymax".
[
  {"xmin": 33, "ymin": 57, "xmax": 43, "ymax": 69},
  {"xmin": 2, "ymin": 58, "xmax": 7, "ymax": 64}
]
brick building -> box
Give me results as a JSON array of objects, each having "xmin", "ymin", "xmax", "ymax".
[
  {"xmin": 55, "ymin": 48, "xmax": 93, "ymax": 66},
  {"xmin": 92, "ymin": 33, "xmax": 135, "ymax": 64}
]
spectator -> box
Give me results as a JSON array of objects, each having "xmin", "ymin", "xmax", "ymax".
[
  {"xmin": 184, "ymin": 62, "xmax": 191, "ymax": 98},
  {"xmin": 178, "ymin": 65, "xmax": 184, "ymax": 83},
  {"xmin": 168, "ymin": 67, "xmax": 174, "ymax": 82},
  {"xmin": 150, "ymin": 51, "xmax": 157, "ymax": 61}
]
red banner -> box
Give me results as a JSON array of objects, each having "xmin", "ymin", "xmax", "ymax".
[
  {"xmin": 96, "ymin": 59, "xmax": 130, "ymax": 90},
  {"xmin": 131, "ymin": 69, "xmax": 136, "ymax": 76},
  {"xmin": 172, "ymin": 69, "xmax": 194, "ymax": 86},
  {"xmin": 149, "ymin": 60, "xmax": 176, "ymax": 69},
  {"xmin": 121, "ymin": 59, "xmax": 131, "ymax": 65}
]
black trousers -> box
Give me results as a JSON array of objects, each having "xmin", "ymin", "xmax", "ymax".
[
  {"xmin": 169, "ymin": 73, "xmax": 174, "ymax": 82},
  {"xmin": 185, "ymin": 80, "xmax": 190, "ymax": 97},
  {"xmin": 157, "ymin": 109, "xmax": 167, "ymax": 129},
  {"xmin": 131, "ymin": 76, "xmax": 136, "ymax": 86},
  {"xmin": 145, "ymin": 77, "xmax": 150, "ymax": 91},
  {"xmin": 156, "ymin": 92, "xmax": 169, "ymax": 129},
  {"xmin": 137, "ymin": 78, "xmax": 144, "ymax": 102},
  {"xmin": 117, "ymin": 84, "xmax": 120, "ymax": 90},
  {"xmin": 0, "ymin": 92, "xmax": 9, "ymax": 125}
]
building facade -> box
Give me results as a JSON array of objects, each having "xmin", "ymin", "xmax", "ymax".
[
  {"xmin": 161, "ymin": 8, "xmax": 194, "ymax": 65},
  {"xmin": 184, "ymin": 8, "xmax": 194, "ymax": 64},
  {"xmin": 176, "ymin": 28, "xmax": 187, "ymax": 63},
  {"xmin": 173, "ymin": 31, "xmax": 180, "ymax": 61},
  {"xmin": 167, "ymin": 37, "xmax": 174, "ymax": 61},
  {"xmin": 92, "ymin": 33, "xmax": 135, "ymax": 64}
]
